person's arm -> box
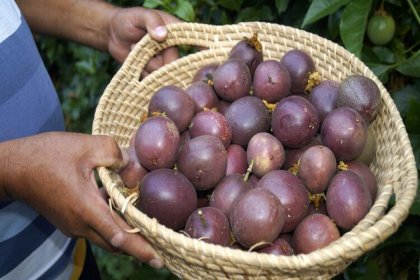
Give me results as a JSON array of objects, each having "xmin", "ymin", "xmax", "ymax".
[
  {"xmin": 0, "ymin": 132, "xmax": 163, "ymax": 268},
  {"xmin": 16, "ymin": 0, "xmax": 181, "ymax": 65},
  {"xmin": 16, "ymin": 0, "xmax": 118, "ymax": 53}
]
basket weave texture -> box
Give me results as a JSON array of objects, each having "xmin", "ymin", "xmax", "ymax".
[{"xmin": 92, "ymin": 22, "xmax": 418, "ymax": 279}]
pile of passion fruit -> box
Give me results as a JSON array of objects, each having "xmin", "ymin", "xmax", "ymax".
[{"xmin": 118, "ymin": 34, "xmax": 380, "ymax": 255}]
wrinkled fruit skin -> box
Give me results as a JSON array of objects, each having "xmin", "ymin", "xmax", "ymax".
[
  {"xmin": 337, "ymin": 75, "xmax": 381, "ymax": 124},
  {"xmin": 137, "ymin": 169, "xmax": 197, "ymax": 230}
]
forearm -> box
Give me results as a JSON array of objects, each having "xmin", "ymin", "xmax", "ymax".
[
  {"xmin": 16, "ymin": 0, "xmax": 120, "ymax": 52},
  {"xmin": 0, "ymin": 139, "xmax": 24, "ymax": 201}
]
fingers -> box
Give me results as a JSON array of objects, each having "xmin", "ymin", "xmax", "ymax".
[
  {"xmin": 130, "ymin": 9, "xmax": 168, "ymax": 42},
  {"xmin": 88, "ymin": 135, "xmax": 125, "ymax": 170},
  {"xmin": 85, "ymin": 228, "xmax": 121, "ymax": 254},
  {"xmin": 87, "ymin": 193, "xmax": 163, "ymax": 268},
  {"xmin": 131, "ymin": 8, "xmax": 181, "ymax": 42},
  {"xmin": 162, "ymin": 46, "xmax": 179, "ymax": 65},
  {"xmin": 144, "ymin": 55, "xmax": 164, "ymax": 74},
  {"xmin": 140, "ymin": 70, "xmax": 150, "ymax": 80},
  {"xmin": 142, "ymin": 47, "xmax": 179, "ymax": 76}
]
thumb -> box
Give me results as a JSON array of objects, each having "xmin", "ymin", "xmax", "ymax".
[
  {"xmin": 89, "ymin": 135, "xmax": 126, "ymax": 170},
  {"xmin": 135, "ymin": 9, "xmax": 168, "ymax": 41}
]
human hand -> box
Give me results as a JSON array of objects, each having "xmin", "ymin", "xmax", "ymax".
[
  {"xmin": 1, "ymin": 132, "xmax": 164, "ymax": 269},
  {"xmin": 108, "ymin": 7, "xmax": 181, "ymax": 74}
]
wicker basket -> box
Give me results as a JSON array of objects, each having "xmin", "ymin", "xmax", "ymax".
[{"xmin": 92, "ymin": 22, "xmax": 418, "ymax": 279}]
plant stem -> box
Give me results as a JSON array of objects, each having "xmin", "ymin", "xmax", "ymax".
[
  {"xmin": 243, "ymin": 160, "xmax": 254, "ymax": 182},
  {"xmin": 407, "ymin": 0, "xmax": 420, "ymax": 25}
]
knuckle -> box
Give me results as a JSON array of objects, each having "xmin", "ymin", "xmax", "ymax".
[
  {"xmin": 98, "ymin": 135, "xmax": 122, "ymax": 159},
  {"xmin": 110, "ymin": 230, "xmax": 128, "ymax": 249}
]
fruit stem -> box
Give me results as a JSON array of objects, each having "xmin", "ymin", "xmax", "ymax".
[
  {"xmin": 262, "ymin": 99, "xmax": 276, "ymax": 112},
  {"xmin": 408, "ymin": 0, "xmax": 420, "ymax": 25},
  {"xmin": 243, "ymin": 160, "xmax": 254, "ymax": 182},
  {"xmin": 229, "ymin": 231, "xmax": 237, "ymax": 247},
  {"xmin": 305, "ymin": 71, "xmax": 321, "ymax": 93},
  {"xmin": 308, "ymin": 193, "xmax": 326, "ymax": 210},
  {"xmin": 140, "ymin": 112, "xmax": 148, "ymax": 123},
  {"xmin": 245, "ymin": 33, "xmax": 262, "ymax": 52},
  {"xmin": 337, "ymin": 161, "xmax": 348, "ymax": 171},
  {"xmin": 378, "ymin": 1, "xmax": 385, "ymax": 14},
  {"xmin": 288, "ymin": 161, "xmax": 299, "ymax": 176},
  {"xmin": 204, "ymin": 73, "xmax": 214, "ymax": 85}
]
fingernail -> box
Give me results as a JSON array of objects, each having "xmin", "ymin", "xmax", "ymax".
[
  {"xmin": 154, "ymin": 26, "xmax": 167, "ymax": 38},
  {"xmin": 149, "ymin": 258, "xmax": 164, "ymax": 269}
]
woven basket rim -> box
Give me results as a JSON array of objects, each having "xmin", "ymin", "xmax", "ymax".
[{"xmin": 93, "ymin": 22, "xmax": 418, "ymax": 277}]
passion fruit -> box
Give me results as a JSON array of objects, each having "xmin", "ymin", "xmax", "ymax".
[{"xmin": 337, "ymin": 74, "xmax": 381, "ymax": 124}]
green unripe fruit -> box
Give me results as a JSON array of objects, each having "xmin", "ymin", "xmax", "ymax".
[{"xmin": 367, "ymin": 13, "xmax": 396, "ymax": 46}]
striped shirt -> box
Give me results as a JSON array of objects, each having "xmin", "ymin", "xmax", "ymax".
[{"xmin": 1, "ymin": 1, "xmax": 85, "ymax": 279}]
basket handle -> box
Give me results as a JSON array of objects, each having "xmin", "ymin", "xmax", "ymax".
[{"xmin": 120, "ymin": 22, "xmax": 263, "ymax": 82}]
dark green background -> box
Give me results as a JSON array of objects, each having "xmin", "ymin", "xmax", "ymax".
[{"xmin": 36, "ymin": 0, "xmax": 420, "ymax": 279}]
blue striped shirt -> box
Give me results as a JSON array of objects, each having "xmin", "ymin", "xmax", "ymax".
[{"xmin": 1, "ymin": 1, "xmax": 82, "ymax": 279}]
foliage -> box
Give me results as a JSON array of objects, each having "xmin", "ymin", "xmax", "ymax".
[{"xmin": 36, "ymin": 0, "xmax": 419, "ymax": 279}]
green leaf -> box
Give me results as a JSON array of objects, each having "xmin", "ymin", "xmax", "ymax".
[
  {"xmin": 406, "ymin": 100, "xmax": 420, "ymax": 134},
  {"xmin": 366, "ymin": 62, "xmax": 393, "ymax": 84},
  {"xmin": 174, "ymin": 0, "xmax": 195, "ymax": 22},
  {"xmin": 236, "ymin": 6, "xmax": 274, "ymax": 23},
  {"xmin": 275, "ymin": 0, "xmax": 289, "ymax": 15},
  {"xmin": 392, "ymin": 84, "xmax": 420, "ymax": 117},
  {"xmin": 143, "ymin": 0, "xmax": 162, "ymax": 8},
  {"xmin": 396, "ymin": 51, "xmax": 420, "ymax": 78},
  {"xmin": 327, "ymin": 8, "xmax": 344, "ymax": 39},
  {"xmin": 372, "ymin": 46, "xmax": 396, "ymax": 64},
  {"xmin": 390, "ymin": 38, "xmax": 407, "ymax": 63},
  {"xmin": 302, "ymin": 0, "xmax": 350, "ymax": 28},
  {"xmin": 339, "ymin": 0, "xmax": 372, "ymax": 57},
  {"xmin": 218, "ymin": 0, "xmax": 243, "ymax": 11}
]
